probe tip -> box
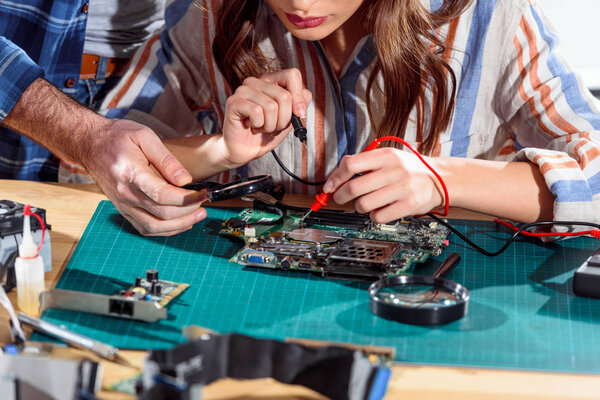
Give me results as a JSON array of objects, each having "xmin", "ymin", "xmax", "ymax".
[{"xmin": 300, "ymin": 209, "xmax": 312, "ymax": 223}]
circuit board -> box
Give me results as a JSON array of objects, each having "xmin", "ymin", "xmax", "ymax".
[
  {"xmin": 220, "ymin": 203, "xmax": 450, "ymax": 281},
  {"xmin": 38, "ymin": 269, "xmax": 190, "ymax": 323},
  {"xmin": 119, "ymin": 269, "xmax": 189, "ymax": 308}
]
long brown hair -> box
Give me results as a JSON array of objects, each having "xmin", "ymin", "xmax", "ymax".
[{"xmin": 212, "ymin": 0, "xmax": 472, "ymax": 155}]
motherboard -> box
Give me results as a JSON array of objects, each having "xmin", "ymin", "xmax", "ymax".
[{"xmin": 220, "ymin": 202, "xmax": 451, "ymax": 281}]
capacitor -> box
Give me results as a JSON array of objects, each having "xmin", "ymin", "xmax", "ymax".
[
  {"xmin": 135, "ymin": 276, "xmax": 142, "ymax": 287},
  {"xmin": 146, "ymin": 269, "xmax": 159, "ymax": 282},
  {"xmin": 154, "ymin": 284, "xmax": 162, "ymax": 297}
]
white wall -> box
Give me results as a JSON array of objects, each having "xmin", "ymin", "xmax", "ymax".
[{"xmin": 538, "ymin": 0, "xmax": 600, "ymax": 89}]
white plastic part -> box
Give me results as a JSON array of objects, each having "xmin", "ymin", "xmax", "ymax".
[
  {"xmin": 15, "ymin": 212, "xmax": 45, "ymax": 315},
  {"xmin": 18, "ymin": 214, "xmax": 37, "ymax": 258}
]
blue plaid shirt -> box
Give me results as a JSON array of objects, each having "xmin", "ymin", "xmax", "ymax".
[{"xmin": 0, "ymin": 0, "xmax": 88, "ymax": 181}]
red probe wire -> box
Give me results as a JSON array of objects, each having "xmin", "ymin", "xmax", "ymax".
[
  {"xmin": 306, "ymin": 136, "xmax": 450, "ymax": 217},
  {"xmin": 494, "ymin": 218, "xmax": 600, "ymax": 239}
]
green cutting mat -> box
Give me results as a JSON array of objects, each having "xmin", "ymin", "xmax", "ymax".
[{"xmin": 37, "ymin": 201, "xmax": 600, "ymax": 373}]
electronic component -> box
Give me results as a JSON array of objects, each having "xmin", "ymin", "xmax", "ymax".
[
  {"xmin": 244, "ymin": 225, "xmax": 256, "ymax": 237},
  {"xmin": 238, "ymin": 249, "xmax": 276, "ymax": 267},
  {"xmin": 146, "ymin": 269, "xmax": 158, "ymax": 282},
  {"xmin": 107, "ymin": 373, "xmax": 143, "ymax": 396},
  {"xmin": 119, "ymin": 269, "xmax": 188, "ymax": 306},
  {"xmin": 41, "ymin": 289, "xmax": 168, "ymax": 322},
  {"xmin": 40, "ymin": 270, "xmax": 189, "ymax": 322},
  {"xmin": 573, "ymin": 245, "xmax": 600, "ymax": 298},
  {"xmin": 287, "ymin": 228, "xmax": 342, "ymax": 243},
  {"xmin": 221, "ymin": 207, "xmax": 450, "ymax": 281},
  {"xmin": 0, "ymin": 200, "xmax": 52, "ymax": 292}
]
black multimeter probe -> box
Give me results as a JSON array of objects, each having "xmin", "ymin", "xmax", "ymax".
[{"xmin": 291, "ymin": 113, "xmax": 307, "ymax": 143}]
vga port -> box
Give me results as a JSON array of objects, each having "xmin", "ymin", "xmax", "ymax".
[
  {"xmin": 248, "ymin": 255, "xmax": 265, "ymax": 264},
  {"xmin": 238, "ymin": 249, "xmax": 276, "ymax": 267}
]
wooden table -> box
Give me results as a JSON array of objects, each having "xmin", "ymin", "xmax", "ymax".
[{"xmin": 1, "ymin": 180, "xmax": 599, "ymax": 399}]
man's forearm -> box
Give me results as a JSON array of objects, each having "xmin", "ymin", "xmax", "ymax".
[
  {"xmin": 2, "ymin": 78, "xmax": 109, "ymax": 166},
  {"xmin": 433, "ymin": 157, "xmax": 555, "ymax": 222}
]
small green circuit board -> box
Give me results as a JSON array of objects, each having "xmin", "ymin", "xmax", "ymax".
[
  {"xmin": 118, "ymin": 270, "xmax": 189, "ymax": 308},
  {"xmin": 105, "ymin": 373, "xmax": 142, "ymax": 395},
  {"xmin": 220, "ymin": 206, "xmax": 450, "ymax": 281}
]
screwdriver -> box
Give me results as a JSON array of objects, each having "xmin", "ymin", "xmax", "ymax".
[{"xmin": 17, "ymin": 313, "xmax": 134, "ymax": 367}]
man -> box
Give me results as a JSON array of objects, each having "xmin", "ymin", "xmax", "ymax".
[{"xmin": 0, "ymin": 1, "xmax": 206, "ymax": 236}]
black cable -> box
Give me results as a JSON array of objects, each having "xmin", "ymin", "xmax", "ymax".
[
  {"xmin": 426, "ymin": 213, "xmax": 600, "ymax": 257},
  {"xmin": 271, "ymin": 150, "xmax": 326, "ymax": 186},
  {"xmin": 251, "ymin": 200, "xmax": 285, "ymax": 226}
]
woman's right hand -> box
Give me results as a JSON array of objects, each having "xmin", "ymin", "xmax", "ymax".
[{"xmin": 219, "ymin": 68, "xmax": 312, "ymax": 168}]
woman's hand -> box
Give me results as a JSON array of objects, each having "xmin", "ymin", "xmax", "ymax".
[
  {"xmin": 219, "ymin": 68, "xmax": 312, "ymax": 168},
  {"xmin": 324, "ymin": 148, "xmax": 445, "ymax": 223}
]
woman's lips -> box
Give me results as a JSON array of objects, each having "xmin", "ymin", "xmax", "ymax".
[{"xmin": 285, "ymin": 13, "xmax": 328, "ymax": 28}]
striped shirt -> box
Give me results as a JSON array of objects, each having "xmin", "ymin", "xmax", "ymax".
[
  {"xmin": 0, "ymin": 0, "xmax": 89, "ymax": 181},
  {"xmin": 102, "ymin": 0, "xmax": 600, "ymax": 224}
]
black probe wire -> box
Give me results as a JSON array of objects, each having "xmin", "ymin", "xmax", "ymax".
[
  {"xmin": 271, "ymin": 114, "xmax": 327, "ymax": 186},
  {"xmin": 271, "ymin": 150, "xmax": 327, "ymax": 186},
  {"xmin": 426, "ymin": 213, "xmax": 600, "ymax": 257}
]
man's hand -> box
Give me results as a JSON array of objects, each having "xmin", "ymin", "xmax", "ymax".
[
  {"xmin": 82, "ymin": 119, "xmax": 208, "ymax": 236},
  {"xmin": 3, "ymin": 78, "xmax": 207, "ymax": 236}
]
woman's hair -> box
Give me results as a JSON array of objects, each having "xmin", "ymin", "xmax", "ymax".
[{"xmin": 212, "ymin": 0, "xmax": 472, "ymax": 155}]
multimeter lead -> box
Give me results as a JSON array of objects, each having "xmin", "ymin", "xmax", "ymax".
[
  {"xmin": 291, "ymin": 114, "xmax": 307, "ymax": 144},
  {"xmin": 300, "ymin": 192, "xmax": 332, "ymax": 223}
]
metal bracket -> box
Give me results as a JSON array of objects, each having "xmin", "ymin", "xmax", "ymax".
[{"xmin": 40, "ymin": 289, "xmax": 167, "ymax": 322}]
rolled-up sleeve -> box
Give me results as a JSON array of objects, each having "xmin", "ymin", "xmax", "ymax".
[
  {"xmin": 499, "ymin": 2, "xmax": 600, "ymax": 225},
  {"xmin": 0, "ymin": 37, "xmax": 44, "ymax": 121}
]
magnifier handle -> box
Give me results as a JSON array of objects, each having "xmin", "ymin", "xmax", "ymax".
[{"xmin": 433, "ymin": 252, "xmax": 461, "ymax": 278}]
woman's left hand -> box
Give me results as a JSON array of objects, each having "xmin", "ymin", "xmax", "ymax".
[{"xmin": 324, "ymin": 148, "xmax": 445, "ymax": 223}]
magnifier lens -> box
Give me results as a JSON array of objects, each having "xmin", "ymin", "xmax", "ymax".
[{"xmin": 375, "ymin": 284, "xmax": 462, "ymax": 309}]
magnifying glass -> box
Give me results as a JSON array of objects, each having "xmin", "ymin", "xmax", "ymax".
[
  {"xmin": 368, "ymin": 253, "xmax": 468, "ymax": 325},
  {"xmin": 183, "ymin": 175, "xmax": 274, "ymax": 202}
]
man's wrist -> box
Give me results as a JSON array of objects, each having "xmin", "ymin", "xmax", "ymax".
[{"xmin": 69, "ymin": 112, "xmax": 113, "ymax": 169}]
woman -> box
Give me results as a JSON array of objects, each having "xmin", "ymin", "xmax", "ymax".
[{"xmin": 102, "ymin": 0, "xmax": 600, "ymax": 231}]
